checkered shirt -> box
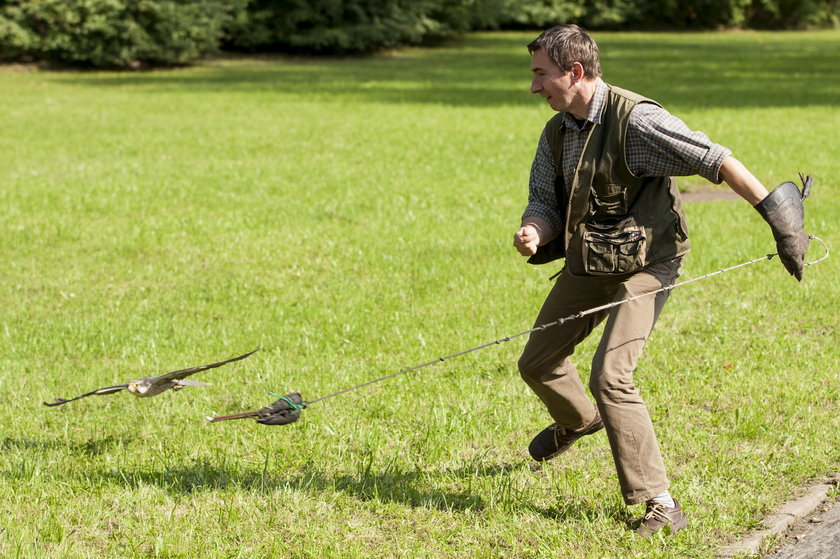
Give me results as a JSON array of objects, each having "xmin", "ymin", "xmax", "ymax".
[{"xmin": 524, "ymin": 79, "xmax": 732, "ymax": 233}]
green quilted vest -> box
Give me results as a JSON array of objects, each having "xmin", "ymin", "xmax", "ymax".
[{"xmin": 531, "ymin": 84, "xmax": 690, "ymax": 276}]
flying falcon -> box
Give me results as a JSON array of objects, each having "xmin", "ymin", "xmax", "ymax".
[{"xmin": 43, "ymin": 348, "xmax": 260, "ymax": 407}]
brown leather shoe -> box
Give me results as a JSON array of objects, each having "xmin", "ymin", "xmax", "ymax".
[
  {"xmin": 635, "ymin": 499, "xmax": 688, "ymax": 537},
  {"xmin": 528, "ymin": 408, "xmax": 604, "ymax": 461}
]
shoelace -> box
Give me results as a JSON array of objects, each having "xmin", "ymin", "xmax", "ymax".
[
  {"xmin": 643, "ymin": 503, "xmax": 672, "ymax": 523},
  {"xmin": 551, "ymin": 423, "xmax": 568, "ymax": 447}
]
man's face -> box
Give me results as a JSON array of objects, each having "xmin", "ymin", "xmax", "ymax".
[{"xmin": 530, "ymin": 49, "xmax": 575, "ymax": 112}]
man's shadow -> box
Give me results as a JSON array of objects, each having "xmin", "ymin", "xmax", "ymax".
[
  {"xmin": 6, "ymin": 435, "xmax": 624, "ymax": 523},
  {"xmin": 86, "ymin": 456, "xmax": 618, "ymax": 522}
]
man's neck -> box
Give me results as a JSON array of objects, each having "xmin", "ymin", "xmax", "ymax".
[{"xmin": 567, "ymin": 78, "xmax": 599, "ymax": 120}]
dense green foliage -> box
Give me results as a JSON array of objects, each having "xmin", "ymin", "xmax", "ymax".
[
  {"xmin": 225, "ymin": 0, "xmax": 840, "ymax": 54},
  {"xmin": 497, "ymin": 0, "xmax": 840, "ymax": 30},
  {"xmin": 221, "ymin": 0, "xmax": 474, "ymax": 54},
  {"xmin": 0, "ymin": 0, "xmax": 245, "ymax": 67},
  {"xmin": 223, "ymin": 0, "xmax": 495, "ymax": 54},
  {"xmin": 1, "ymin": 0, "xmax": 838, "ymax": 66},
  {"xmin": 634, "ymin": 0, "xmax": 840, "ymax": 30},
  {"xmin": 498, "ymin": 0, "xmax": 641, "ymax": 29},
  {"xmin": 1, "ymin": 30, "xmax": 838, "ymax": 558}
]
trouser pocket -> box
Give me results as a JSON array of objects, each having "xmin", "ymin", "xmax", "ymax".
[{"xmin": 582, "ymin": 219, "xmax": 647, "ymax": 275}]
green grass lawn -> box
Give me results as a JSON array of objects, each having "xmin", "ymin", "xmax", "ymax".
[{"xmin": 1, "ymin": 30, "xmax": 838, "ymax": 558}]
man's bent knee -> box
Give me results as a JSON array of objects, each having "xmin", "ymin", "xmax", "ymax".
[
  {"xmin": 589, "ymin": 370, "xmax": 640, "ymax": 405},
  {"xmin": 518, "ymin": 352, "xmax": 540, "ymax": 383}
]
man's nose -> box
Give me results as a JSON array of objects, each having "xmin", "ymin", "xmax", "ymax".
[{"xmin": 530, "ymin": 78, "xmax": 541, "ymax": 94}]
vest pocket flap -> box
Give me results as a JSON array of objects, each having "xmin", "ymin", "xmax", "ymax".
[
  {"xmin": 590, "ymin": 184, "xmax": 629, "ymax": 216},
  {"xmin": 582, "ymin": 221, "xmax": 647, "ymax": 275}
]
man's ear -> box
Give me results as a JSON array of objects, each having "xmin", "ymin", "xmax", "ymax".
[{"xmin": 570, "ymin": 61, "xmax": 585, "ymax": 82}]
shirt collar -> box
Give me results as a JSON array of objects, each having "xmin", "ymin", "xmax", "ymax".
[{"xmin": 562, "ymin": 78, "xmax": 607, "ymax": 131}]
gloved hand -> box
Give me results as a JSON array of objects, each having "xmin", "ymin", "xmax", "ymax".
[
  {"xmin": 754, "ymin": 174, "xmax": 812, "ymax": 281},
  {"xmin": 256, "ymin": 392, "xmax": 305, "ymax": 425}
]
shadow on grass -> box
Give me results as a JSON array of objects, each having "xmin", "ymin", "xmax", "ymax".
[
  {"xmin": 5, "ymin": 433, "xmax": 624, "ymax": 521},
  {"xmin": 80, "ymin": 457, "xmax": 621, "ymax": 522},
  {"xmin": 1, "ymin": 435, "xmax": 132, "ymax": 456},
  {"xmin": 49, "ymin": 32, "xmax": 840, "ymax": 110},
  {"xmin": 88, "ymin": 459, "xmax": 492, "ymax": 511}
]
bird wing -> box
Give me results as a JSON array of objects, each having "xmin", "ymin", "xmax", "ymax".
[
  {"xmin": 43, "ymin": 384, "xmax": 129, "ymax": 407},
  {"xmin": 146, "ymin": 347, "xmax": 260, "ymax": 385},
  {"xmin": 43, "ymin": 348, "xmax": 259, "ymax": 406},
  {"xmin": 174, "ymin": 379, "xmax": 210, "ymax": 386}
]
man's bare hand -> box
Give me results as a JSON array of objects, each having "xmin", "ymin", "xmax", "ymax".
[{"xmin": 514, "ymin": 225, "xmax": 541, "ymax": 256}]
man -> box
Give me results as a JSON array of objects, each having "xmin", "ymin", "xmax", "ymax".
[{"xmin": 514, "ymin": 24, "xmax": 809, "ymax": 536}]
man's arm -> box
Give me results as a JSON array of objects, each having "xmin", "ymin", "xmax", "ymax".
[
  {"xmin": 515, "ymin": 130, "xmax": 563, "ymax": 257},
  {"xmin": 720, "ymin": 156, "xmax": 809, "ymax": 281},
  {"xmin": 627, "ymin": 104, "xmax": 808, "ymax": 280},
  {"xmin": 718, "ymin": 156, "xmax": 769, "ymax": 205}
]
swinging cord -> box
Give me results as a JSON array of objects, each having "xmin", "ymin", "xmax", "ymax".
[{"xmin": 304, "ymin": 236, "xmax": 829, "ymax": 406}]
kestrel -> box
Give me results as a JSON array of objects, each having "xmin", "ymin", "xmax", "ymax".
[{"xmin": 43, "ymin": 348, "xmax": 260, "ymax": 407}]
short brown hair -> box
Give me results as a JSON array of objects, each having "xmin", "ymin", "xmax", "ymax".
[{"xmin": 528, "ymin": 24, "xmax": 602, "ymax": 78}]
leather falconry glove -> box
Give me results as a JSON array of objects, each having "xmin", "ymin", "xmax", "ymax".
[{"xmin": 754, "ymin": 173, "xmax": 812, "ymax": 281}]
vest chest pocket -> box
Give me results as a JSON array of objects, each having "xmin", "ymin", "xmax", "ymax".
[
  {"xmin": 582, "ymin": 218, "xmax": 647, "ymax": 275},
  {"xmin": 590, "ymin": 184, "xmax": 630, "ymax": 216}
]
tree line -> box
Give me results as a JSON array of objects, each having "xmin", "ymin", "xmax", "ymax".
[{"xmin": 1, "ymin": 0, "xmax": 837, "ymax": 68}]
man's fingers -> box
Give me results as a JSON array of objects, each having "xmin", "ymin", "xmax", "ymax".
[
  {"xmin": 515, "ymin": 228, "xmax": 538, "ymax": 244},
  {"xmin": 524, "ymin": 241, "xmax": 538, "ymax": 255},
  {"xmin": 515, "ymin": 240, "xmax": 538, "ymax": 256},
  {"xmin": 513, "ymin": 224, "xmax": 541, "ymax": 256}
]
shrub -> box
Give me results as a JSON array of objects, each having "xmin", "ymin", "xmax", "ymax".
[
  {"xmin": 743, "ymin": 0, "xmax": 840, "ymax": 29},
  {"xmin": 1, "ymin": 0, "xmax": 837, "ymax": 66},
  {"xmin": 0, "ymin": 0, "xmax": 246, "ymax": 68},
  {"xmin": 496, "ymin": 0, "xmax": 641, "ymax": 30},
  {"xmin": 223, "ymin": 0, "xmax": 500, "ymax": 55},
  {"xmin": 495, "ymin": 0, "xmax": 838, "ymax": 30}
]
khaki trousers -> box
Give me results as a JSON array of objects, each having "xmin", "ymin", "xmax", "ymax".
[{"xmin": 518, "ymin": 258, "xmax": 682, "ymax": 505}]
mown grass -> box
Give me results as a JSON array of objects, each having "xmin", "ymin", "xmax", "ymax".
[{"xmin": 0, "ymin": 30, "xmax": 838, "ymax": 558}]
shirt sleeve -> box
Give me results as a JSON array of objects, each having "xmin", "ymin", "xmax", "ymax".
[
  {"xmin": 522, "ymin": 129, "xmax": 565, "ymax": 232},
  {"xmin": 626, "ymin": 103, "xmax": 732, "ymax": 184}
]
